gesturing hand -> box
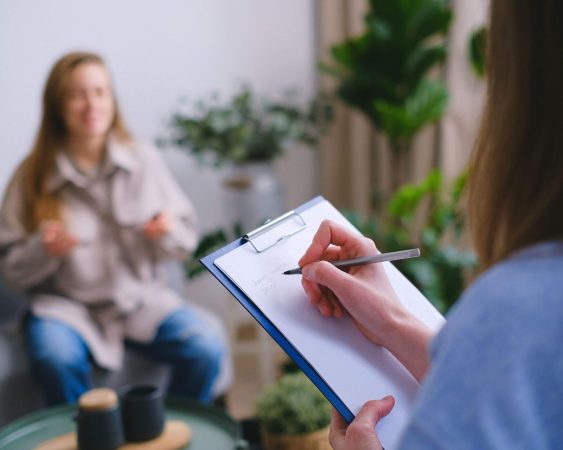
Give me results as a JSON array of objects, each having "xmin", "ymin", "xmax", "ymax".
[
  {"xmin": 329, "ymin": 397, "xmax": 395, "ymax": 450},
  {"xmin": 142, "ymin": 212, "xmax": 172, "ymax": 240},
  {"xmin": 40, "ymin": 220, "xmax": 79, "ymax": 257}
]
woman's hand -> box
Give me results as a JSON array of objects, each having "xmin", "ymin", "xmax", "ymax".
[
  {"xmin": 143, "ymin": 212, "xmax": 172, "ymax": 240},
  {"xmin": 299, "ymin": 220, "xmax": 434, "ymax": 381},
  {"xmin": 40, "ymin": 220, "xmax": 79, "ymax": 257},
  {"xmin": 299, "ymin": 220, "xmax": 407, "ymax": 347},
  {"xmin": 329, "ymin": 397, "xmax": 395, "ymax": 450}
]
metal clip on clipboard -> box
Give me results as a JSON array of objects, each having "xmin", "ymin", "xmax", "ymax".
[{"xmin": 243, "ymin": 210, "xmax": 307, "ymax": 253}]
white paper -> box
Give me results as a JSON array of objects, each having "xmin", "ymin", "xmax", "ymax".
[{"xmin": 215, "ymin": 199, "xmax": 445, "ymax": 449}]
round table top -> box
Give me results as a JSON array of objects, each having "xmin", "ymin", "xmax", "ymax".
[{"xmin": 0, "ymin": 398, "xmax": 246, "ymax": 450}]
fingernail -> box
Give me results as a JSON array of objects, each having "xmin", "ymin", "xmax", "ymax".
[{"xmin": 301, "ymin": 265, "xmax": 311, "ymax": 279}]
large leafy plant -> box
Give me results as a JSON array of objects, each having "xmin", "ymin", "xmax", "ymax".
[
  {"xmin": 323, "ymin": 0, "xmax": 452, "ymax": 189},
  {"xmin": 164, "ymin": 86, "xmax": 331, "ymax": 166},
  {"xmin": 347, "ymin": 169, "xmax": 476, "ymax": 313}
]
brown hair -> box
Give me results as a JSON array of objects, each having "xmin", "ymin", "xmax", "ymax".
[
  {"xmin": 17, "ymin": 51, "xmax": 130, "ymax": 232},
  {"xmin": 468, "ymin": 0, "xmax": 563, "ymax": 270}
]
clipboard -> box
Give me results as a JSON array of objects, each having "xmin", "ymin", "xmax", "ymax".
[{"xmin": 201, "ymin": 196, "xmax": 444, "ymax": 449}]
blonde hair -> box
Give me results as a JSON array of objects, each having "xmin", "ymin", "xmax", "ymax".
[
  {"xmin": 468, "ymin": 0, "xmax": 563, "ymax": 270},
  {"xmin": 17, "ymin": 51, "xmax": 130, "ymax": 232}
]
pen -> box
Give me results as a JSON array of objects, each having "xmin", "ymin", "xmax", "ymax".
[{"xmin": 282, "ymin": 248, "xmax": 421, "ymax": 275}]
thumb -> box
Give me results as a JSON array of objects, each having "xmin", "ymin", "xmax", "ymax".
[
  {"xmin": 355, "ymin": 396, "xmax": 395, "ymax": 427},
  {"xmin": 302, "ymin": 260, "xmax": 361, "ymax": 301},
  {"xmin": 301, "ymin": 261, "xmax": 353, "ymax": 290}
]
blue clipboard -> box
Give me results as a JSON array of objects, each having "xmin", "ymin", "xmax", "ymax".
[{"xmin": 200, "ymin": 195, "xmax": 355, "ymax": 423}]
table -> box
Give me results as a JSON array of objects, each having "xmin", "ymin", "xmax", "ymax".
[{"xmin": 0, "ymin": 398, "xmax": 248, "ymax": 450}]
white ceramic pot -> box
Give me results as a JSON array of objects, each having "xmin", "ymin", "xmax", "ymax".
[{"xmin": 222, "ymin": 162, "xmax": 285, "ymax": 233}]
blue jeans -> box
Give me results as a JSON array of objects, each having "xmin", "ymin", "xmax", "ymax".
[{"xmin": 24, "ymin": 308, "xmax": 223, "ymax": 406}]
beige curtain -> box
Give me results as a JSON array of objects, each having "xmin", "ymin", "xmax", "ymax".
[{"xmin": 315, "ymin": 0, "xmax": 487, "ymax": 215}]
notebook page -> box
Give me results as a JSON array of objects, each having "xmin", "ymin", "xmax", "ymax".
[{"xmin": 215, "ymin": 199, "xmax": 444, "ymax": 449}]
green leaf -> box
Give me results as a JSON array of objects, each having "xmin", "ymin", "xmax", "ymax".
[
  {"xmin": 330, "ymin": 37, "xmax": 367, "ymax": 70},
  {"xmin": 368, "ymin": 0, "xmax": 407, "ymax": 35},
  {"xmin": 468, "ymin": 26, "xmax": 487, "ymax": 78},
  {"xmin": 405, "ymin": 45, "xmax": 447, "ymax": 87},
  {"xmin": 422, "ymin": 169, "xmax": 443, "ymax": 193},
  {"xmin": 388, "ymin": 183, "xmax": 425, "ymax": 220},
  {"xmin": 368, "ymin": 18, "xmax": 393, "ymax": 41},
  {"xmin": 406, "ymin": 2, "xmax": 452, "ymax": 44},
  {"xmin": 451, "ymin": 169, "xmax": 468, "ymax": 202},
  {"xmin": 184, "ymin": 226, "xmax": 234, "ymax": 279},
  {"xmin": 405, "ymin": 80, "xmax": 448, "ymax": 129},
  {"xmin": 374, "ymin": 80, "xmax": 448, "ymax": 139}
]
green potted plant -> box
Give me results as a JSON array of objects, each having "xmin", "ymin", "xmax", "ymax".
[
  {"xmin": 166, "ymin": 86, "xmax": 330, "ymax": 166},
  {"xmin": 163, "ymin": 86, "xmax": 331, "ymax": 232},
  {"xmin": 322, "ymin": 0, "xmax": 453, "ymax": 191},
  {"xmin": 255, "ymin": 373, "xmax": 332, "ymax": 450}
]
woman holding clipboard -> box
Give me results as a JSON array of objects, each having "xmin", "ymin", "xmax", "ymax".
[{"xmin": 300, "ymin": 1, "xmax": 563, "ymax": 448}]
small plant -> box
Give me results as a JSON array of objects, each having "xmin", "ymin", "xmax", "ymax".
[
  {"xmin": 256, "ymin": 373, "xmax": 331, "ymax": 436},
  {"xmin": 347, "ymin": 169, "xmax": 477, "ymax": 313},
  {"xmin": 163, "ymin": 86, "xmax": 332, "ymax": 166}
]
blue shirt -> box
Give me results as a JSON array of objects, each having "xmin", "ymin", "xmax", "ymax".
[{"xmin": 399, "ymin": 241, "xmax": 563, "ymax": 449}]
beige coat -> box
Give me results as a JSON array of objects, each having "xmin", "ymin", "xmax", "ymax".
[{"xmin": 0, "ymin": 138, "xmax": 198, "ymax": 370}]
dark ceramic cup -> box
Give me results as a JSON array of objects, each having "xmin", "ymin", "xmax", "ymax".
[
  {"xmin": 120, "ymin": 384, "xmax": 165, "ymax": 442},
  {"xmin": 74, "ymin": 388, "xmax": 125, "ymax": 450}
]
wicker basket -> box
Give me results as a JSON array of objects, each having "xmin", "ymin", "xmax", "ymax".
[{"xmin": 260, "ymin": 426, "xmax": 331, "ymax": 450}]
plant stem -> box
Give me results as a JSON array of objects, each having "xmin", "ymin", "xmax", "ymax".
[{"xmin": 389, "ymin": 138, "xmax": 412, "ymax": 192}]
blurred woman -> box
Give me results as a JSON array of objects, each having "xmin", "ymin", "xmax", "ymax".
[{"xmin": 0, "ymin": 52, "xmax": 223, "ymax": 405}]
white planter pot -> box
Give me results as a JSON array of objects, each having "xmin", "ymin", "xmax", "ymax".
[{"xmin": 222, "ymin": 162, "xmax": 285, "ymax": 233}]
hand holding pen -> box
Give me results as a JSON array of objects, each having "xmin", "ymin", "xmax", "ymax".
[
  {"xmin": 297, "ymin": 220, "xmax": 417, "ymax": 347},
  {"xmin": 284, "ymin": 248, "xmax": 420, "ymax": 275}
]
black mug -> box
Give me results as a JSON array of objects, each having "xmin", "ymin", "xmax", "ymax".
[
  {"xmin": 120, "ymin": 384, "xmax": 165, "ymax": 442},
  {"xmin": 74, "ymin": 388, "xmax": 125, "ymax": 450}
]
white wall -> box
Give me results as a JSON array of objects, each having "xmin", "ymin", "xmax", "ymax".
[{"xmin": 0, "ymin": 0, "xmax": 318, "ymax": 230}]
